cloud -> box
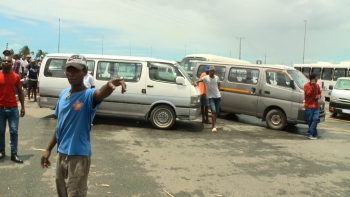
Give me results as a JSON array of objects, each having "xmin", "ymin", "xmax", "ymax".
[{"xmin": 0, "ymin": 0, "xmax": 349, "ymax": 63}]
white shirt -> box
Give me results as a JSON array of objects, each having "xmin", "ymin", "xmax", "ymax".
[
  {"xmin": 202, "ymin": 75, "xmax": 221, "ymax": 98},
  {"xmin": 19, "ymin": 59, "xmax": 23, "ymax": 73},
  {"xmin": 83, "ymin": 74, "xmax": 95, "ymax": 88},
  {"xmin": 22, "ymin": 60, "xmax": 28, "ymax": 73}
]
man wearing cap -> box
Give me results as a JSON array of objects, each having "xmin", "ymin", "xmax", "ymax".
[
  {"xmin": 3, "ymin": 49, "xmax": 10, "ymax": 56},
  {"xmin": 0, "ymin": 56, "xmax": 26, "ymax": 163},
  {"xmin": 40, "ymin": 54, "xmax": 126, "ymax": 196},
  {"xmin": 26, "ymin": 58, "xmax": 39, "ymax": 101},
  {"xmin": 194, "ymin": 66, "xmax": 221, "ymax": 133},
  {"xmin": 199, "ymin": 66, "xmax": 211, "ymax": 124}
]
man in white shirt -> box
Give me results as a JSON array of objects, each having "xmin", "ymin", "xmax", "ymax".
[
  {"xmin": 83, "ymin": 70, "xmax": 95, "ymax": 89},
  {"xmin": 194, "ymin": 66, "xmax": 221, "ymax": 133}
]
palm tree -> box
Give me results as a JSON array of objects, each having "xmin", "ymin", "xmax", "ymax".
[
  {"xmin": 19, "ymin": 45, "xmax": 31, "ymax": 57},
  {"xmin": 31, "ymin": 51, "xmax": 34, "ymax": 56},
  {"xmin": 36, "ymin": 49, "xmax": 48, "ymax": 59}
]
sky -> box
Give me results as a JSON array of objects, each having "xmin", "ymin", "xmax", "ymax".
[{"xmin": 1, "ymin": 0, "xmax": 350, "ymax": 65}]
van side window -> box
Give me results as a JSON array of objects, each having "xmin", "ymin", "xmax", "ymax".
[
  {"xmin": 311, "ymin": 67, "xmax": 321, "ymax": 79},
  {"xmin": 148, "ymin": 62, "xmax": 182, "ymax": 83},
  {"xmin": 44, "ymin": 59, "xmax": 67, "ymax": 78},
  {"xmin": 334, "ymin": 68, "xmax": 347, "ymax": 80},
  {"xmin": 266, "ymin": 71, "xmax": 290, "ymax": 88},
  {"xmin": 86, "ymin": 61, "xmax": 95, "ymax": 76},
  {"xmin": 321, "ymin": 68, "xmax": 333, "ymax": 80},
  {"xmin": 196, "ymin": 65, "xmax": 226, "ymax": 81},
  {"xmin": 96, "ymin": 61, "xmax": 142, "ymax": 82},
  {"xmin": 301, "ymin": 67, "xmax": 311, "ymax": 78},
  {"xmin": 228, "ymin": 68, "xmax": 259, "ymax": 84}
]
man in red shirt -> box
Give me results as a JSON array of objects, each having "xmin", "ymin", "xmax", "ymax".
[
  {"xmin": 0, "ymin": 56, "xmax": 26, "ymax": 163},
  {"xmin": 304, "ymin": 73, "xmax": 321, "ymax": 140},
  {"xmin": 199, "ymin": 66, "xmax": 211, "ymax": 124}
]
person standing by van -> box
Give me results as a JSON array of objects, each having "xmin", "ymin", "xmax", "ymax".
[
  {"xmin": 194, "ymin": 66, "xmax": 221, "ymax": 133},
  {"xmin": 26, "ymin": 59, "xmax": 39, "ymax": 102},
  {"xmin": 40, "ymin": 54, "xmax": 126, "ymax": 196},
  {"xmin": 83, "ymin": 68, "xmax": 95, "ymax": 88},
  {"xmin": 304, "ymin": 73, "xmax": 321, "ymax": 139},
  {"xmin": 0, "ymin": 56, "xmax": 25, "ymax": 163},
  {"xmin": 199, "ymin": 66, "xmax": 211, "ymax": 124}
]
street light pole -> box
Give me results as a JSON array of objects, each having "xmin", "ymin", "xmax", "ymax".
[
  {"xmin": 236, "ymin": 37, "xmax": 245, "ymax": 59},
  {"xmin": 58, "ymin": 18, "xmax": 60, "ymax": 53},
  {"xmin": 303, "ymin": 20, "xmax": 307, "ymax": 64}
]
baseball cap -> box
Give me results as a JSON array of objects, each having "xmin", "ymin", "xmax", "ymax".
[
  {"xmin": 205, "ymin": 65, "xmax": 210, "ymax": 71},
  {"xmin": 65, "ymin": 54, "xmax": 87, "ymax": 70}
]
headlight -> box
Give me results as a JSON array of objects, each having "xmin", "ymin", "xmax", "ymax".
[
  {"xmin": 191, "ymin": 96, "xmax": 200, "ymax": 105},
  {"xmin": 330, "ymin": 96, "xmax": 338, "ymax": 102}
]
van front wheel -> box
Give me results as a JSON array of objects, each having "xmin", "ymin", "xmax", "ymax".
[
  {"xmin": 266, "ymin": 109, "xmax": 286, "ymax": 130},
  {"xmin": 150, "ymin": 105, "xmax": 176, "ymax": 129}
]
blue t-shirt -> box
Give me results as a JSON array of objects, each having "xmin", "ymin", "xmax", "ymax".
[
  {"xmin": 28, "ymin": 64, "xmax": 39, "ymax": 79},
  {"xmin": 55, "ymin": 88, "xmax": 101, "ymax": 156}
]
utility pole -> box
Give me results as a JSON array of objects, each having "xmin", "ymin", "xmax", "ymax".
[
  {"xmin": 303, "ymin": 20, "xmax": 307, "ymax": 64},
  {"xmin": 102, "ymin": 36, "xmax": 104, "ymax": 55},
  {"xmin": 129, "ymin": 43, "xmax": 131, "ymax": 56},
  {"xmin": 174, "ymin": 51, "xmax": 175, "ymax": 61},
  {"xmin": 236, "ymin": 37, "xmax": 245, "ymax": 59},
  {"xmin": 151, "ymin": 47, "xmax": 152, "ymax": 57},
  {"xmin": 264, "ymin": 53, "xmax": 266, "ymax": 64},
  {"xmin": 6, "ymin": 43, "xmax": 8, "ymax": 49},
  {"xmin": 58, "ymin": 18, "xmax": 60, "ymax": 53},
  {"xmin": 185, "ymin": 44, "xmax": 186, "ymax": 56}
]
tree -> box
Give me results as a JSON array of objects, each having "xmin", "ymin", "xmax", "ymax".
[
  {"xmin": 36, "ymin": 49, "xmax": 48, "ymax": 59},
  {"xmin": 9, "ymin": 49, "xmax": 14, "ymax": 55},
  {"xmin": 19, "ymin": 45, "xmax": 31, "ymax": 57},
  {"xmin": 31, "ymin": 51, "xmax": 34, "ymax": 56}
]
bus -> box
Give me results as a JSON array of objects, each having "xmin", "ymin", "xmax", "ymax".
[
  {"xmin": 293, "ymin": 63, "xmax": 350, "ymax": 100},
  {"xmin": 180, "ymin": 54, "xmax": 250, "ymax": 77}
]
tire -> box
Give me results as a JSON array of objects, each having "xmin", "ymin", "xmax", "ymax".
[
  {"xmin": 150, "ymin": 105, "xmax": 176, "ymax": 129},
  {"xmin": 266, "ymin": 109, "xmax": 286, "ymax": 130},
  {"xmin": 329, "ymin": 111, "xmax": 338, "ymax": 118}
]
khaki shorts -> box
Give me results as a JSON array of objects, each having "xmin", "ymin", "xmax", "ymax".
[{"xmin": 56, "ymin": 153, "xmax": 91, "ymax": 197}]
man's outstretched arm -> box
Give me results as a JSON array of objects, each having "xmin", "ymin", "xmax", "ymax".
[{"xmin": 93, "ymin": 78, "xmax": 127, "ymax": 103}]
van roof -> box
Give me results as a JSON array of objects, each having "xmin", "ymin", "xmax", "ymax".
[
  {"xmin": 46, "ymin": 53, "xmax": 176, "ymax": 64},
  {"xmin": 197, "ymin": 61, "xmax": 295, "ymax": 70},
  {"xmin": 337, "ymin": 77, "xmax": 350, "ymax": 80}
]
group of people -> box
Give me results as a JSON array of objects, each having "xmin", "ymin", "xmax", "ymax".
[
  {"xmin": 1, "ymin": 52, "xmax": 116, "ymax": 196},
  {"xmin": 194, "ymin": 65, "xmax": 321, "ymax": 138},
  {"xmin": 0, "ymin": 49, "xmax": 40, "ymax": 102}
]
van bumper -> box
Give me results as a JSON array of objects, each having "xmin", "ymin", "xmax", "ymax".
[
  {"xmin": 329, "ymin": 101, "xmax": 350, "ymax": 114},
  {"xmin": 291, "ymin": 108, "xmax": 326, "ymax": 124},
  {"xmin": 176, "ymin": 106, "xmax": 201, "ymax": 120},
  {"xmin": 37, "ymin": 96, "xmax": 58, "ymax": 110}
]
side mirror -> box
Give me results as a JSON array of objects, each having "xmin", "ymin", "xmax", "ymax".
[
  {"xmin": 176, "ymin": 77, "xmax": 186, "ymax": 85},
  {"xmin": 290, "ymin": 80, "xmax": 296, "ymax": 89},
  {"xmin": 329, "ymin": 85, "xmax": 333, "ymax": 90}
]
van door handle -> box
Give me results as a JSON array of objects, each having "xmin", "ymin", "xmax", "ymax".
[
  {"xmin": 147, "ymin": 85, "xmax": 154, "ymax": 88},
  {"xmin": 259, "ymin": 89, "xmax": 262, "ymax": 95},
  {"xmin": 264, "ymin": 91, "xmax": 270, "ymax": 94}
]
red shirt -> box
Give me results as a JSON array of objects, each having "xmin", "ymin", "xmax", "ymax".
[
  {"xmin": 304, "ymin": 82, "xmax": 321, "ymax": 108},
  {"xmin": 0, "ymin": 71, "xmax": 21, "ymax": 107},
  {"xmin": 199, "ymin": 72, "xmax": 207, "ymax": 95}
]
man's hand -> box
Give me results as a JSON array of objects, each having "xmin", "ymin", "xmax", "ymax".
[
  {"xmin": 20, "ymin": 108, "xmax": 25, "ymax": 117},
  {"xmin": 41, "ymin": 150, "xmax": 51, "ymax": 168},
  {"xmin": 193, "ymin": 81, "xmax": 198, "ymax": 87},
  {"xmin": 109, "ymin": 78, "xmax": 127, "ymax": 94}
]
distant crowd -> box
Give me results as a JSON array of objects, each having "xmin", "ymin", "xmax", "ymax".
[{"xmin": 1, "ymin": 49, "xmax": 42, "ymax": 101}]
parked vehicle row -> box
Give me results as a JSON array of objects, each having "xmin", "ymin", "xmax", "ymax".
[{"xmin": 329, "ymin": 77, "xmax": 350, "ymax": 117}]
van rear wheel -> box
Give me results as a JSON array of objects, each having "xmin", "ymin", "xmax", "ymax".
[
  {"xmin": 150, "ymin": 105, "xmax": 176, "ymax": 129},
  {"xmin": 266, "ymin": 109, "xmax": 286, "ymax": 130}
]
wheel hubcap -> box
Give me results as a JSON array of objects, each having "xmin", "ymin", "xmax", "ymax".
[
  {"xmin": 155, "ymin": 109, "xmax": 171, "ymax": 126},
  {"xmin": 271, "ymin": 114, "xmax": 281, "ymax": 125}
]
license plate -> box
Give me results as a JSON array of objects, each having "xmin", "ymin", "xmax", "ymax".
[
  {"xmin": 40, "ymin": 97, "xmax": 48, "ymax": 102},
  {"xmin": 342, "ymin": 109, "xmax": 350, "ymax": 114}
]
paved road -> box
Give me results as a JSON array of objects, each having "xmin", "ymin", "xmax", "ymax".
[{"xmin": 0, "ymin": 101, "xmax": 349, "ymax": 197}]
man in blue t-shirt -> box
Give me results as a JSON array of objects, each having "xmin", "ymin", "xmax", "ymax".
[
  {"xmin": 40, "ymin": 54, "xmax": 126, "ymax": 197},
  {"xmin": 26, "ymin": 59, "xmax": 40, "ymax": 101}
]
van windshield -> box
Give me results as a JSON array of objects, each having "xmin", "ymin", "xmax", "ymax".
[
  {"xmin": 180, "ymin": 57, "xmax": 206, "ymax": 76},
  {"xmin": 287, "ymin": 70, "xmax": 309, "ymax": 90},
  {"xmin": 175, "ymin": 62, "xmax": 193, "ymax": 83},
  {"xmin": 335, "ymin": 79, "xmax": 350, "ymax": 90}
]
